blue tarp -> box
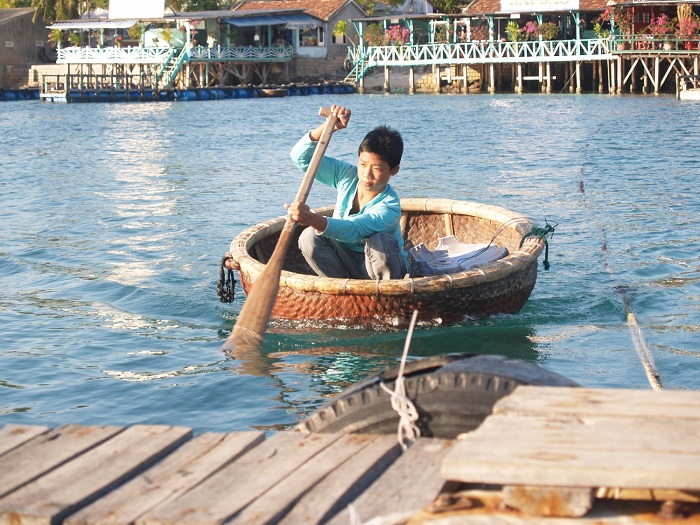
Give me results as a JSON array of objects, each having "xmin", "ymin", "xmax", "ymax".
[{"xmin": 223, "ymin": 13, "xmax": 318, "ymax": 29}]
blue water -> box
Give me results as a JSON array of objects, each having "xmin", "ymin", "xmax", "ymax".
[{"xmin": 1, "ymin": 93, "xmax": 698, "ymax": 434}]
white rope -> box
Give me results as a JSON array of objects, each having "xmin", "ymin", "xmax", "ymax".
[
  {"xmin": 577, "ymin": 144, "xmax": 663, "ymax": 391},
  {"xmin": 627, "ymin": 310, "xmax": 662, "ymax": 391},
  {"xmin": 379, "ymin": 310, "xmax": 421, "ymax": 451}
]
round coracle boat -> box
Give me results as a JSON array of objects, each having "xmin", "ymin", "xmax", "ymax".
[{"xmin": 225, "ymin": 198, "xmax": 548, "ymax": 329}]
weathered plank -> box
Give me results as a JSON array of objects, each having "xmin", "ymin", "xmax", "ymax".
[
  {"xmin": 0, "ymin": 424, "xmax": 123, "ymax": 499},
  {"xmin": 495, "ymin": 386, "xmax": 700, "ymax": 421},
  {"xmin": 66, "ymin": 431, "xmax": 265, "ymax": 525},
  {"xmin": 442, "ymin": 387, "xmax": 700, "ymax": 491},
  {"xmin": 325, "ymin": 437, "xmax": 457, "ymax": 525},
  {"xmin": 0, "ymin": 425, "xmax": 49, "ymax": 457},
  {"xmin": 471, "ymin": 415, "xmax": 700, "ymax": 455},
  {"xmin": 138, "ymin": 432, "xmax": 344, "ymax": 525},
  {"xmin": 0, "ymin": 425, "xmax": 192, "ymax": 525},
  {"xmin": 276, "ymin": 434, "xmax": 401, "ymax": 525}
]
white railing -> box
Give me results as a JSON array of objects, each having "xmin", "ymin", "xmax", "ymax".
[
  {"xmin": 57, "ymin": 45, "xmax": 295, "ymax": 64},
  {"xmin": 189, "ymin": 45, "xmax": 293, "ymax": 61},
  {"xmin": 351, "ymin": 39, "xmax": 613, "ymax": 67},
  {"xmin": 57, "ymin": 46, "xmax": 171, "ymax": 64}
]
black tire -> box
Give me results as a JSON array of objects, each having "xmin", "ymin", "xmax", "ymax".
[{"xmin": 297, "ymin": 354, "xmax": 578, "ymax": 439}]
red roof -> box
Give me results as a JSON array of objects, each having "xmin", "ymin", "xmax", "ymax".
[{"xmin": 235, "ymin": 0, "xmax": 352, "ymax": 22}]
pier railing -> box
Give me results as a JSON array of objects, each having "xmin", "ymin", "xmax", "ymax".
[
  {"xmin": 57, "ymin": 45, "xmax": 294, "ymax": 65},
  {"xmin": 349, "ymin": 39, "xmax": 612, "ymax": 70}
]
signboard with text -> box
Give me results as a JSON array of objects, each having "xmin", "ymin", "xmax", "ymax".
[
  {"xmin": 109, "ymin": 0, "xmax": 164, "ymax": 19},
  {"xmin": 501, "ymin": 0, "xmax": 579, "ymax": 13}
]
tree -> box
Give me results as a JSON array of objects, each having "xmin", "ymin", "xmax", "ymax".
[
  {"xmin": 0, "ymin": 0, "xmax": 31, "ymax": 7},
  {"xmin": 430, "ymin": 0, "xmax": 462, "ymax": 14},
  {"xmin": 32, "ymin": 0, "xmax": 79, "ymax": 23}
]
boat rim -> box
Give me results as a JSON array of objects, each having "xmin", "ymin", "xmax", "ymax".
[{"xmin": 229, "ymin": 198, "xmax": 546, "ymax": 296}]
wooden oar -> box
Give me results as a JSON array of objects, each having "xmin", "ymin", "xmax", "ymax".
[{"xmin": 222, "ymin": 107, "xmax": 337, "ymax": 353}]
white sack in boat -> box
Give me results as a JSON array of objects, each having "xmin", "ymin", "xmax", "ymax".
[{"xmin": 409, "ymin": 235, "xmax": 508, "ymax": 277}]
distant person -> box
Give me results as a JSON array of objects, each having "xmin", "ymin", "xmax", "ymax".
[{"xmin": 287, "ymin": 105, "xmax": 408, "ymax": 280}]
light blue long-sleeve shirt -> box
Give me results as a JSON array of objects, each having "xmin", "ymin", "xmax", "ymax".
[{"xmin": 290, "ymin": 133, "xmax": 408, "ymax": 269}]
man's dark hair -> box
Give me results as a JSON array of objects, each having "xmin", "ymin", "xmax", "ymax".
[{"xmin": 358, "ymin": 125, "xmax": 403, "ymax": 169}]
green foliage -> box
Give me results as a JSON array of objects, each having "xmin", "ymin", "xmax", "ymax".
[
  {"xmin": 384, "ymin": 0, "xmax": 404, "ymax": 10},
  {"xmin": 0, "ymin": 0, "xmax": 31, "ymax": 7},
  {"xmin": 429, "ymin": 0, "xmax": 461, "ymax": 14},
  {"xmin": 593, "ymin": 22, "xmax": 610, "ymax": 39},
  {"xmin": 357, "ymin": 0, "xmax": 377, "ymax": 15},
  {"xmin": 364, "ymin": 23, "xmax": 384, "ymax": 45},
  {"xmin": 505, "ymin": 21, "xmax": 522, "ymax": 42},
  {"xmin": 48, "ymin": 28, "xmax": 63, "ymax": 46},
  {"xmin": 334, "ymin": 20, "xmax": 356, "ymax": 46},
  {"xmin": 334, "ymin": 20, "xmax": 348, "ymax": 38},
  {"xmin": 537, "ymin": 22, "xmax": 559, "ymax": 40},
  {"xmin": 434, "ymin": 24, "xmax": 452, "ymax": 43},
  {"xmin": 127, "ymin": 24, "xmax": 143, "ymax": 41},
  {"xmin": 67, "ymin": 32, "xmax": 80, "ymax": 46},
  {"xmin": 32, "ymin": 0, "xmax": 79, "ymax": 23},
  {"xmin": 184, "ymin": 0, "xmax": 219, "ymax": 11},
  {"xmin": 227, "ymin": 27, "xmax": 240, "ymax": 44}
]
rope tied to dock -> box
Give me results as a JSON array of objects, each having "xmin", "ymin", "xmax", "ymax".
[
  {"xmin": 379, "ymin": 310, "xmax": 421, "ymax": 451},
  {"xmin": 520, "ymin": 221, "xmax": 556, "ymax": 270},
  {"xmin": 216, "ymin": 254, "xmax": 237, "ymax": 303},
  {"xmin": 577, "ymin": 138, "xmax": 662, "ymax": 391}
]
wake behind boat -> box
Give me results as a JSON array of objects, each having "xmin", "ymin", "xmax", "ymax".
[{"xmin": 221, "ymin": 198, "xmax": 552, "ymax": 329}]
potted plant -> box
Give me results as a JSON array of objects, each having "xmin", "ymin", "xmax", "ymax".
[
  {"xmin": 48, "ymin": 29, "xmax": 63, "ymax": 49},
  {"xmin": 521, "ymin": 20, "xmax": 538, "ymax": 40},
  {"xmin": 647, "ymin": 13, "xmax": 675, "ymax": 49},
  {"xmin": 599, "ymin": 6, "xmax": 633, "ymax": 48},
  {"xmin": 593, "ymin": 22, "xmax": 610, "ymax": 39},
  {"xmin": 505, "ymin": 21, "xmax": 522, "ymax": 42},
  {"xmin": 470, "ymin": 25, "xmax": 488, "ymax": 42},
  {"xmin": 676, "ymin": 6, "xmax": 699, "ymax": 50},
  {"xmin": 114, "ymin": 35, "xmax": 123, "ymax": 48},
  {"xmin": 537, "ymin": 22, "xmax": 559, "ymax": 40},
  {"xmin": 67, "ymin": 33, "xmax": 81, "ymax": 47},
  {"xmin": 127, "ymin": 24, "xmax": 143, "ymax": 44}
]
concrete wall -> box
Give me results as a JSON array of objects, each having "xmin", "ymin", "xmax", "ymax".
[
  {"xmin": 289, "ymin": 56, "xmax": 347, "ymax": 82},
  {"xmin": 0, "ymin": 8, "xmax": 52, "ymax": 87}
]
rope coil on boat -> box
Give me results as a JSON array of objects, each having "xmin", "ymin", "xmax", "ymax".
[
  {"xmin": 520, "ymin": 221, "xmax": 556, "ymax": 270},
  {"xmin": 216, "ymin": 253, "xmax": 237, "ymax": 303}
]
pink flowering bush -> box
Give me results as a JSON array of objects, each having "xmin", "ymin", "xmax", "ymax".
[
  {"xmin": 520, "ymin": 21, "xmax": 538, "ymax": 40},
  {"xmin": 647, "ymin": 13, "xmax": 674, "ymax": 37},
  {"xmin": 384, "ymin": 25, "xmax": 410, "ymax": 46},
  {"xmin": 470, "ymin": 25, "xmax": 488, "ymax": 41},
  {"xmin": 676, "ymin": 16, "xmax": 699, "ymax": 38}
]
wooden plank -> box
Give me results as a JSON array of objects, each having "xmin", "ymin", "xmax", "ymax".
[
  {"xmin": 326, "ymin": 437, "xmax": 457, "ymax": 525},
  {"xmin": 0, "ymin": 424, "xmax": 123, "ymax": 499},
  {"xmin": 0, "ymin": 425, "xmax": 50, "ymax": 457},
  {"xmin": 66, "ymin": 431, "xmax": 265, "ymax": 525},
  {"xmin": 495, "ymin": 386, "xmax": 700, "ymax": 421},
  {"xmin": 273, "ymin": 434, "xmax": 401, "ymax": 525},
  {"xmin": 138, "ymin": 432, "xmax": 343, "ymax": 525},
  {"xmin": 472, "ymin": 415, "xmax": 700, "ymax": 455},
  {"xmin": 0, "ymin": 425, "xmax": 192, "ymax": 525},
  {"xmin": 442, "ymin": 413, "xmax": 700, "ymax": 490}
]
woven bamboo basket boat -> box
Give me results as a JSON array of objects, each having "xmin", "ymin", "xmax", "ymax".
[{"xmin": 226, "ymin": 198, "xmax": 546, "ymax": 329}]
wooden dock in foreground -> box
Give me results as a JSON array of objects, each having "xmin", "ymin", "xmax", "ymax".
[{"xmin": 2, "ymin": 386, "xmax": 700, "ymax": 524}]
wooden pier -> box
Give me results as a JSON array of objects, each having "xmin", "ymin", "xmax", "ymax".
[{"xmin": 2, "ymin": 386, "xmax": 700, "ymax": 524}]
